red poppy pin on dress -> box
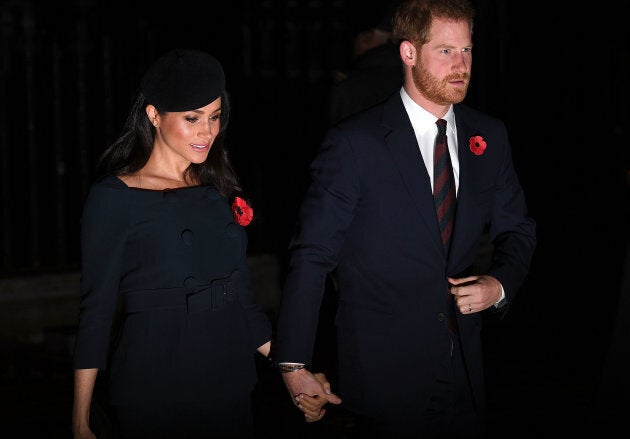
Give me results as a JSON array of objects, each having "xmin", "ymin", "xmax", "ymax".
[{"xmin": 232, "ymin": 197, "xmax": 254, "ymax": 226}]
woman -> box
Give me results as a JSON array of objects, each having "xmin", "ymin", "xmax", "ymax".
[{"xmin": 71, "ymin": 48, "xmax": 326, "ymax": 439}]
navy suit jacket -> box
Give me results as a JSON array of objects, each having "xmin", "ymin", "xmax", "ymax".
[{"xmin": 274, "ymin": 92, "xmax": 536, "ymax": 419}]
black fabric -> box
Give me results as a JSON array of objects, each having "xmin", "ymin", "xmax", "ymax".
[
  {"xmin": 73, "ymin": 176, "xmax": 272, "ymax": 412},
  {"xmin": 347, "ymin": 338, "xmax": 483, "ymax": 438},
  {"xmin": 141, "ymin": 48, "xmax": 225, "ymax": 112},
  {"xmin": 114, "ymin": 398, "xmax": 255, "ymax": 438},
  {"xmin": 124, "ymin": 271, "xmax": 239, "ymax": 313}
]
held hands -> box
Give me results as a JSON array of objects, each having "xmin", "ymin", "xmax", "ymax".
[
  {"xmin": 448, "ymin": 274, "xmax": 503, "ymax": 314},
  {"xmin": 282, "ymin": 369, "xmax": 342, "ymax": 422}
]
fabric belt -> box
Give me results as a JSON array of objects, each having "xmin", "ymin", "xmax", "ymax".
[{"xmin": 124, "ymin": 271, "xmax": 239, "ymax": 314}]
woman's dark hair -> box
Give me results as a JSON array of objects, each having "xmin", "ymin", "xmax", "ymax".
[{"xmin": 94, "ymin": 90, "xmax": 242, "ymax": 199}]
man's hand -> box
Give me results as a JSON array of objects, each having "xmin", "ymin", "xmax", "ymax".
[
  {"xmin": 449, "ymin": 274, "xmax": 503, "ymax": 314},
  {"xmin": 282, "ymin": 369, "xmax": 342, "ymax": 422}
]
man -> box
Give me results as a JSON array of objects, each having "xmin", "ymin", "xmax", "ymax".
[
  {"xmin": 328, "ymin": 0, "xmax": 403, "ymax": 125},
  {"xmin": 273, "ymin": 0, "xmax": 536, "ymax": 437}
]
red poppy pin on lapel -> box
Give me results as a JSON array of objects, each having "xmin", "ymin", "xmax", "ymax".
[{"xmin": 469, "ymin": 136, "xmax": 487, "ymax": 156}]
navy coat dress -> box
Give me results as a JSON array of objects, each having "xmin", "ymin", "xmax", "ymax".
[{"xmin": 73, "ymin": 176, "xmax": 271, "ymax": 410}]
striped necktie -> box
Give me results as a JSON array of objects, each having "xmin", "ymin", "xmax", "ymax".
[
  {"xmin": 433, "ymin": 119, "xmax": 456, "ymax": 253},
  {"xmin": 434, "ymin": 118, "xmax": 458, "ymax": 334}
]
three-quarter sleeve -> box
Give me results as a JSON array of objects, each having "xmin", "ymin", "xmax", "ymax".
[
  {"xmin": 73, "ymin": 180, "xmax": 131, "ymax": 369},
  {"xmin": 235, "ymin": 256, "xmax": 273, "ymax": 352}
]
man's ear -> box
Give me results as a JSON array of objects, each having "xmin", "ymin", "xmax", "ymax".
[{"xmin": 399, "ymin": 40, "xmax": 416, "ymax": 66}]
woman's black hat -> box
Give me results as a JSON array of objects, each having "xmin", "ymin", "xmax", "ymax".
[{"xmin": 140, "ymin": 48, "xmax": 225, "ymax": 112}]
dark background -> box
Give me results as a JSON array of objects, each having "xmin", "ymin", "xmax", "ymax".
[{"xmin": 0, "ymin": 0, "xmax": 629, "ymax": 437}]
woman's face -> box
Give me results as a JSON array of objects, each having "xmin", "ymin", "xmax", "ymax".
[{"xmin": 147, "ymin": 96, "xmax": 222, "ymax": 165}]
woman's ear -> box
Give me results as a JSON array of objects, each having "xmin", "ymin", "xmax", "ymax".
[{"xmin": 145, "ymin": 104, "xmax": 159, "ymax": 127}]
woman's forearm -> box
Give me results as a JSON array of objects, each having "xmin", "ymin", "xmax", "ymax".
[{"xmin": 72, "ymin": 368, "xmax": 98, "ymax": 436}]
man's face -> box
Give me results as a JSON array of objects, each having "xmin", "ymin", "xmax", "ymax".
[{"xmin": 411, "ymin": 17, "xmax": 472, "ymax": 105}]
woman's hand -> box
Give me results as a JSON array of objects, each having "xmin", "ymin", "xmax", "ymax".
[{"xmin": 293, "ymin": 372, "xmax": 340, "ymax": 423}]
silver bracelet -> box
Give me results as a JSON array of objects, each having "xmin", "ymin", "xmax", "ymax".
[{"xmin": 277, "ymin": 363, "xmax": 306, "ymax": 373}]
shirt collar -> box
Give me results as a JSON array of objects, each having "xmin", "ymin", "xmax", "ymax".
[{"xmin": 400, "ymin": 88, "xmax": 456, "ymax": 137}]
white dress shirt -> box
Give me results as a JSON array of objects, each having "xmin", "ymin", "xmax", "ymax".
[{"xmin": 400, "ymin": 87, "xmax": 460, "ymax": 196}]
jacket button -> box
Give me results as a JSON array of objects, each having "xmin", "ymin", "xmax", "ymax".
[{"xmin": 437, "ymin": 313, "xmax": 446, "ymax": 322}]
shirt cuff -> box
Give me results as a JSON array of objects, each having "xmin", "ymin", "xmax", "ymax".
[{"xmin": 494, "ymin": 286, "xmax": 506, "ymax": 308}]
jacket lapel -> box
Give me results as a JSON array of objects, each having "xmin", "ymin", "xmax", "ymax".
[
  {"xmin": 450, "ymin": 106, "xmax": 484, "ymax": 265},
  {"xmin": 381, "ymin": 94, "xmax": 444, "ymax": 255}
]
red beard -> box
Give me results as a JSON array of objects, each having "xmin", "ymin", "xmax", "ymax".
[{"xmin": 412, "ymin": 62, "xmax": 470, "ymax": 105}]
